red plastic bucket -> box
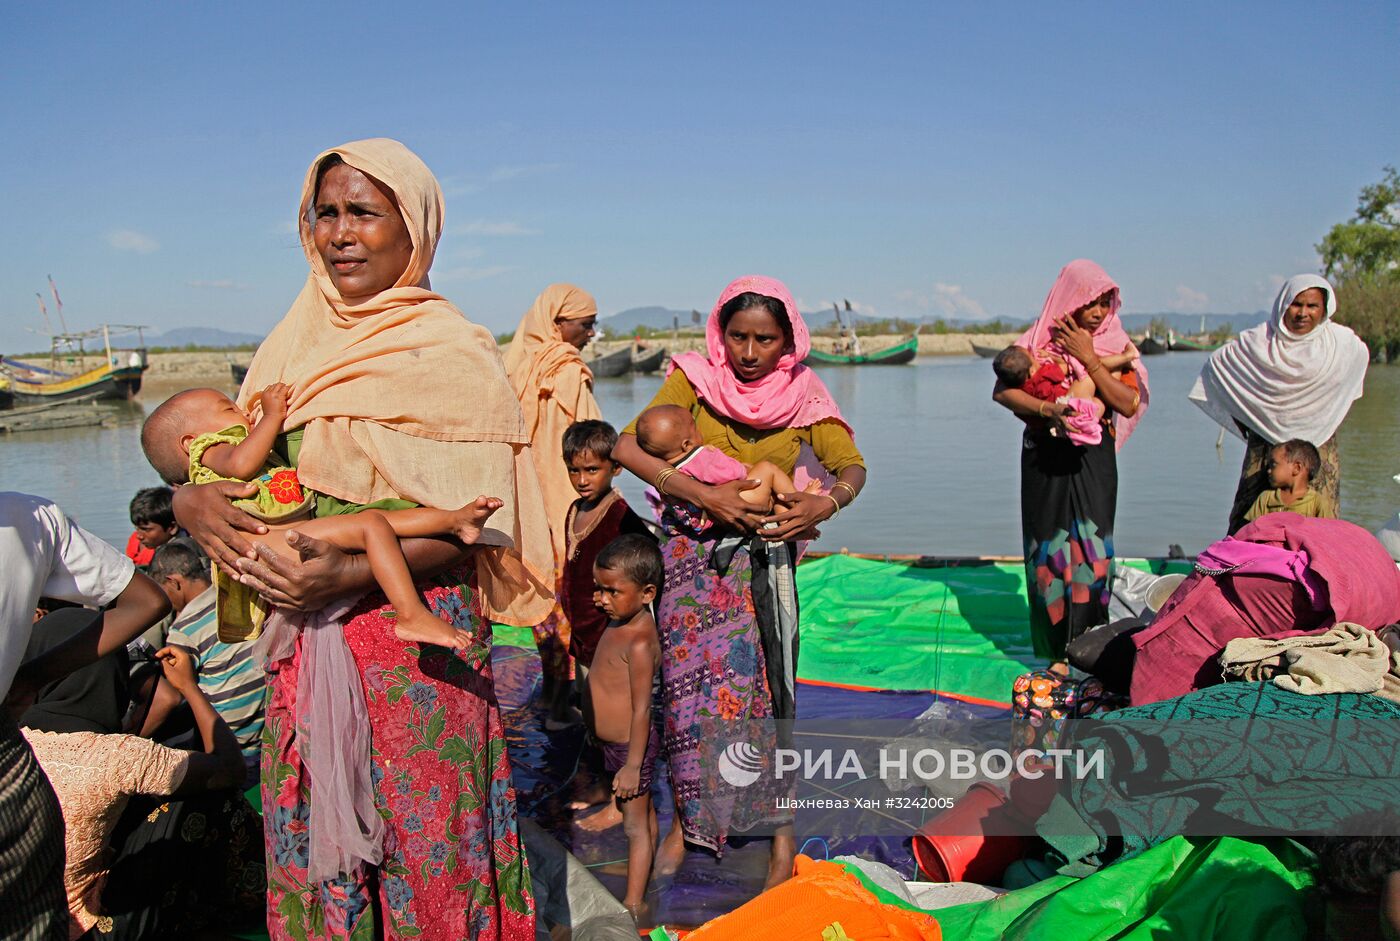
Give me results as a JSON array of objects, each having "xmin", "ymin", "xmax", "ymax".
[{"xmin": 912, "ymin": 782, "xmax": 1033, "ymax": 884}]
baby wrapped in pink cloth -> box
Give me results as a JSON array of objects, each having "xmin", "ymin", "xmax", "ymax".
[
  {"xmin": 992, "ymin": 345, "xmax": 1136, "ymax": 446},
  {"xmin": 634, "ymin": 404, "xmax": 820, "ymax": 509}
]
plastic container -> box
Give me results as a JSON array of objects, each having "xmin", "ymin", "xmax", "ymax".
[
  {"xmin": 912, "ymin": 782, "xmax": 1034, "ymax": 884},
  {"xmin": 1144, "ymin": 573, "xmax": 1188, "ymax": 615}
]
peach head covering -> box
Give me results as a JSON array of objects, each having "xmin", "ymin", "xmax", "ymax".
[
  {"xmin": 504, "ymin": 283, "xmax": 603, "ymax": 563},
  {"xmin": 239, "ymin": 137, "xmax": 552, "ymax": 625},
  {"xmin": 1015, "ymin": 259, "xmax": 1149, "ymax": 449}
]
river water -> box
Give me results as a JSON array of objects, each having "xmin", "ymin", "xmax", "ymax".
[{"xmin": 3, "ymin": 353, "xmax": 1397, "ymax": 558}]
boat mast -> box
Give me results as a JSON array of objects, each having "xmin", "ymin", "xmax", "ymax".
[
  {"xmin": 48, "ymin": 276, "xmax": 69, "ymax": 335},
  {"xmin": 842, "ymin": 299, "xmax": 863, "ymax": 357},
  {"xmin": 35, "ymin": 294, "xmax": 52, "ymax": 335}
]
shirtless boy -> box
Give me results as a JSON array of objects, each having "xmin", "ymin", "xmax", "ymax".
[{"xmin": 585, "ymin": 533, "xmax": 664, "ymax": 923}]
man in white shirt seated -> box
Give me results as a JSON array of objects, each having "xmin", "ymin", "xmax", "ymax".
[{"xmin": 0, "ymin": 492, "xmax": 169, "ymax": 941}]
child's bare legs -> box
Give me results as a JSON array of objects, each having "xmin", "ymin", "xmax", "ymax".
[
  {"xmin": 654, "ymin": 821, "xmax": 685, "ymax": 876},
  {"xmin": 1066, "ymin": 347, "xmax": 1135, "ymax": 399},
  {"xmin": 766, "ymin": 823, "xmax": 797, "ymax": 890},
  {"xmin": 619, "ymin": 793, "xmax": 657, "ymax": 921},
  {"xmin": 365, "ymin": 495, "xmax": 504, "ymax": 545},
  {"xmin": 291, "ymin": 511, "xmax": 476, "ymax": 649},
  {"xmin": 737, "ymin": 460, "xmax": 806, "ymax": 510},
  {"xmin": 1065, "ymin": 376, "xmax": 1096, "ymax": 400}
]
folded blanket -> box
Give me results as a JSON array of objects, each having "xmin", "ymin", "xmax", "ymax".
[{"xmin": 1219, "ymin": 622, "xmax": 1394, "ymax": 697}]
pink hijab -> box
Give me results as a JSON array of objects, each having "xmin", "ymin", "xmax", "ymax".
[
  {"xmin": 669, "ymin": 275, "xmax": 850, "ymax": 433},
  {"xmin": 1015, "ymin": 259, "xmax": 1149, "ymax": 449}
]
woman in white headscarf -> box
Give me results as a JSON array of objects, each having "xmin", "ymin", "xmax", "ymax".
[{"xmin": 1189, "ymin": 274, "xmax": 1370, "ymax": 532}]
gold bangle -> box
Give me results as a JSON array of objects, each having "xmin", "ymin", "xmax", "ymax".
[
  {"xmin": 654, "ymin": 467, "xmax": 678, "ymax": 495},
  {"xmin": 1038, "ymin": 401, "xmax": 1049, "ymax": 418},
  {"xmin": 825, "ymin": 494, "xmax": 841, "ymax": 520},
  {"xmin": 833, "ymin": 480, "xmax": 857, "ymax": 503}
]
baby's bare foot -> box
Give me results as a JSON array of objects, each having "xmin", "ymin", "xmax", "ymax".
[
  {"xmin": 394, "ymin": 609, "xmax": 473, "ymax": 650},
  {"xmin": 450, "ymin": 496, "xmax": 504, "ymax": 545}
]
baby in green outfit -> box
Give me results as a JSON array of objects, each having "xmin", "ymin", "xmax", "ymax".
[{"xmin": 142, "ymin": 383, "xmax": 502, "ymax": 649}]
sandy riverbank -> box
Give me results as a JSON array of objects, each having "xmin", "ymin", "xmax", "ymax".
[{"xmin": 130, "ymin": 333, "xmax": 1019, "ymax": 389}]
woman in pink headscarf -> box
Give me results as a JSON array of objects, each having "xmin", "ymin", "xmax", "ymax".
[
  {"xmin": 614, "ymin": 276, "xmax": 866, "ymax": 888},
  {"xmin": 993, "ymin": 260, "xmax": 1148, "ymax": 660}
]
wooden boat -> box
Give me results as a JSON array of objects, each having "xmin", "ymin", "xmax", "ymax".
[
  {"xmin": 631, "ymin": 345, "xmax": 667, "ymax": 373},
  {"xmin": 970, "ymin": 342, "xmax": 1002, "ymax": 359},
  {"xmin": 1, "ymin": 357, "xmax": 132, "ymax": 405},
  {"xmin": 1138, "ymin": 336, "xmax": 1170, "ymax": 356},
  {"xmin": 230, "ymin": 362, "xmax": 249, "ymax": 384},
  {"xmin": 0, "ymin": 391, "xmax": 116, "ymax": 433},
  {"xmin": 1168, "ymin": 336, "xmax": 1223, "ymax": 352},
  {"xmin": 585, "ymin": 346, "xmax": 633, "ymax": 378},
  {"xmin": 1, "ymin": 323, "xmax": 149, "ymax": 405},
  {"xmin": 806, "ymin": 335, "xmax": 918, "ymax": 366}
]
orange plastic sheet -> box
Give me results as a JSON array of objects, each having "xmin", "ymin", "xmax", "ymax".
[{"xmin": 684, "ymin": 855, "xmax": 941, "ymax": 941}]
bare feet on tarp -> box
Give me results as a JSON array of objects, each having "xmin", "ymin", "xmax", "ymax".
[
  {"xmin": 394, "ymin": 609, "xmax": 473, "ymax": 649},
  {"xmin": 543, "ymin": 705, "xmax": 582, "ymax": 731},
  {"xmin": 576, "ymin": 800, "xmax": 624, "ymax": 832},
  {"xmin": 764, "ymin": 828, "xmax": 797, "ymax": 891},
  {"xmin": 541, "ymin": 676, "xmax": 581, "ymax": 730},
  {"xmin": 448, "ymin": 496, "xmax": 503, "ymax": 545},
  {"xmin": 653, "ymin": 824, "xmax": 685, "ymax": 877},
  {"xmin": 568, "ymin": 775, "xmax": 611, "ymax": 811},
  {"xmin": 624, "ymin": 900, "xmax": 650, "ymax": 928}
]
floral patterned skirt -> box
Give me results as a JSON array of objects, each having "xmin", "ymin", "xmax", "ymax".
[
  {"xmin": 261, "ymin": 571, "xmax": 534, "ymax": 940},
  {"xmin": 658, "ymin": 522, "xmax": 794, "ymax": 853}
]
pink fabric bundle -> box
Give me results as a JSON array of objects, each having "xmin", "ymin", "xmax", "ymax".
[
  {"xmin": 1060, "ymin": 397, "xmax": 1104, "ymax": 446},
  {"xmin": 669, "ymin": 275, "xmax": 851, "ymax": 434},
  {"xmin": 255, "ymin": 599, "xmax": 383, "ymax": 881},
  {"xmin": 676, "ymin": 445, "xmax": 749, "ymax": 486},
  {"xmin": 1130, "ymin": 514, "xmax": 1400, "ymax": 705},
  {"xmin": 1194, "ymin": 538, "xmax": 1327, "ymax": 610},
  {"xmin": 1015, "ymin": 259, "xmax": 1149, "ymax": 449}
]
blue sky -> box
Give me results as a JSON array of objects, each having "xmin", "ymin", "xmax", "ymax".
[{"xmin": 2, "ymin": 1, "xmax": 1397, "ymax": 352}]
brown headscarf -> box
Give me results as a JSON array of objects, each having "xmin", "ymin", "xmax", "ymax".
[
  {"xmin": 503, "ymin": 284, "xmax": 603, "ymax": 564},
  {"xmin": 239, "ymin": 138, "xmax": 552, "ymax": 625}
]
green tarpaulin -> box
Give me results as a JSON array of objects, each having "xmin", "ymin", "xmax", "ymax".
[
  {"xmin": 931, "ymin": 836, "xmax": 1317, "ymax": 940},
  {"xmin": 497, "ymin": 554, "xmax": 1187, "ymax": 706}
]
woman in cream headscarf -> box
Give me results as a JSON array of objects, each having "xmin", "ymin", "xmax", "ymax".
[
  {"xmin": 504, "ymin": 284, "xmax": 602, "ymax": 725},
  {"xmin": 171, "ymin": 139, "xmax": 546, "ymax": 940},
  {"xmin": 1190, "ymin": 274, "xmax": 1369, "ymax": 533}
]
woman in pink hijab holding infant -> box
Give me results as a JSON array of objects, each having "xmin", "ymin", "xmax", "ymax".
[{"xmin": 993, "ymin": 260, "xmax": 1149, "ymax": 662}]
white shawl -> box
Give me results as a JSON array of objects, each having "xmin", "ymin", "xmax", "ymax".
[{"xmin": 1188, "ymin": 274, "xmax": 1369, "ymax": 445}]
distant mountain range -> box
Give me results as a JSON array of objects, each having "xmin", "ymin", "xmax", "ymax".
[
  {"xmin": 600, "ymin": 306, "xmax": 1268, "ymax": 335},
  {"xmin": 142, "ymin": 309, "xmax": 1270, "ymax": 349},
  {"xmin": 146, "ymin": 327, "xmax": 264, "ymax": 348},
  {"xmin": 1119, "ymin": 312, "xmax": 1267, "ymax": 334}
]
